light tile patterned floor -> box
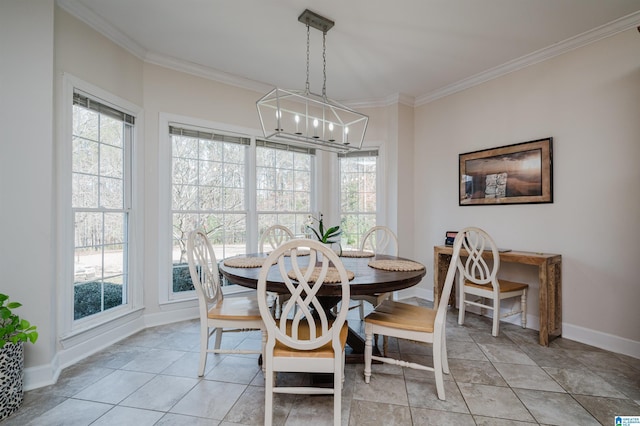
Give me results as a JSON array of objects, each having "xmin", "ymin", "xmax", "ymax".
[{"xmin": 3, "ymin": 298, "xmax": 639, "ymax": 425}]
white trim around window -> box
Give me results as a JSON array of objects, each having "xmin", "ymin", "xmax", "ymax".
[
  {"xmin": 58, "ymin": 73, "xmax": 144, "ymax": 344},
  {"xmin": 157, "ymin": 113, "xmax": 261, "ymax": 305}
]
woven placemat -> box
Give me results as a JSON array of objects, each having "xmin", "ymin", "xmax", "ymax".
[
  {"xmin": 368, "ymin": 259, "xmax": 425, "ymax": 272},
  {"xmin": 287, "ymin": 267, "xmax": 355, "ymax": 283},
  {"xmin": 340, "ymin": 250, "xmax": 375, "ymax": 258},
  {"xmin": 267, "ymin": 249, "xmax": 310, "ymax": 257},
  {"xmin": 223, "ymin": 256, "xmax": 265, "ymax": 268}
]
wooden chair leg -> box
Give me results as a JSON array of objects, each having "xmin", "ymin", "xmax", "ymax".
[
  {"xmin": 198, "ymin": 324, "xmax": 208, "ymax": 377},
  {"xmin": 521, "ymin": 290, "xmax": 527, "ymax": 328},
  {"xmin": 492, "ymin": 299, "xmax": 500, "ymax": 337},
  {"xmin": 458, "ymin": 296, "xmax": 466, "ymax": 325},
  {"xmin": 364, "ymin": 328, "xmax": 373, "ymax": 384},
  {"xmin": 264, "ymin": 367, "xmax": 274, "ymax": 426}
]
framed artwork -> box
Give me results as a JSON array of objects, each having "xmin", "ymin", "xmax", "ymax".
[{"xmin": 459, "ymin": 137, "xmax": 553, "ymax": 206}]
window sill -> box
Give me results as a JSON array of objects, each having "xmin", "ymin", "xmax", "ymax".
[{"xmin": 60, "ymin": 306, "xmax": 145, "ymax": 349}]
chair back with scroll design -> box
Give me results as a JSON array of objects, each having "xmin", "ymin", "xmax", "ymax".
[
  {"xmin": 187, "ymin": 229, "xmax": 264, "ymax": 377},
  {"xmin": 363, "ymin": 231, "xmax": 464, "ymax": 400},
  {"xmin": 457, "ymin": 227, "xmax": 528, "ymax": 337},
  {"xmin": 258, "ymin": 224, "xmax": 296, "ymax": 317},
  {"xmin": 257, "ymin": 239, "xmax": 350, "ymax": 426},
  {"xmin": 360, "ymin": 225, "xmax": 398, "ymax": 256},
  {"xmin": 354, "ymin": 225, "xmax": 399, "ymax": 319},
  {"xmin": 258, "ymin": 224, "xmax": 295, "ymax": 253}
]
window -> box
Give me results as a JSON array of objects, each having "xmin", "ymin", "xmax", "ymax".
[
  {"xmin": 170, "ymin": 125, "xmax": 249, "ymax": 294},
  {"xmin": 256, "ymin": 140, "xmax": 315, "ymax": 238},
  {"xmin": 339, "ymin": 149, "xmax": 378, "ymax": 250},
  {"xmin": 72, "ymin": 91, "xmax": 133, "ymax": 320},
  {"xmin": 161, "ymin": 118, "xmax": 322, "ymax": 301}
]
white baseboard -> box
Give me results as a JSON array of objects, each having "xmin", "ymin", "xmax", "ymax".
[
  {"xmin": 23, "ymin": 303, "xmax": 198, "ymax": 391},
  {"xmin": 397, "ymin": 286, "xmax": 639, "ymax": 360},
  {"xmin": 563, "ymin": 322, "xmax": 640, "ymax": 359},
  {"xmin": 23, "ymin": 354, "xmax": 61, "ymax": 391},
  {"xmin": 144, "ymin": 305, "xmax": 199, "ymax": 328}
]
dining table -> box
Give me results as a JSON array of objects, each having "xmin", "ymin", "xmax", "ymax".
[{"xmin": 218, "ymin": 250, "xmax": 427, "ymax": 363}]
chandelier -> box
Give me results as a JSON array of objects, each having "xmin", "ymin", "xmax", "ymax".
[{"xmin": 256, "ymin": 9, "xmax": 368, "ymax": 153}]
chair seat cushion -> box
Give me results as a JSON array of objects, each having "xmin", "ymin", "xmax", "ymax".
[
  {"xmin": 273, "ymin": 320, "xmax": 348, "ymax": 358},
  {"xmin": 464, "ymin": 279, "xmax": 528, "ymax": 293},
  {"xmin": 208, "ymin": 295, "xmax": 262, "ymax": 320},
  {"xmin": 365, "ymin": 300, "xmax": 436, "ymax": 333}
]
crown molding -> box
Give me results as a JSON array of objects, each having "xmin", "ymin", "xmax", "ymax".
[
  {"xmin": 144, "ymin": 52, "xmax": 273, "ymax": 94},
  {"xmin": 57, "ymin": 1, "xmax": 640, "ymax": 109},
  {"xmin": 347, "ymin": 93, "xmax": 415, "ymax": 109},
  {"xmin": 56, "ymin": 0, "xmax": 147, "ymax": 59},
  {"xmin": 416, "ymin": 10, "xmax": 640, "ymax": 106}
]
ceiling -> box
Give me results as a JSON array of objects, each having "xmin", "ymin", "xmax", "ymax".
[{"xmin": 58, "ymin": 0, "xmax": 640, "ymax": 106}]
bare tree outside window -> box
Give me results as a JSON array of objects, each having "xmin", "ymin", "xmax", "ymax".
[
  {"xmin": 339, "ymin": 152, "xmax": 378, "ymax": 249},
  {"xmin": 72, "ymin": 95, "xmax": 132, "ymax": 320},
  {"xmin": 256, "ymin": 141, "xmax": 313, "ymax": 238},
  {"xmin": 170, "ymin": 128, "xmax": 248, "ymax": 293}
]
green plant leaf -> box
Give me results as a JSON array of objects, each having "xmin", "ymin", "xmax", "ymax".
[
  {"xmin": 0, "ymin": 294, "xmax": 38, "ymax": 347},
  {"xmin": 307, "ymin": 227, "xmax": 322, "ymax": 241},
  {"xmin": 0, "ymin": 307, "xmax": 10, "ymax": 320},
  {"xmin": 325, "ymin": 225, "xmax": 340, "ymax": 235}
]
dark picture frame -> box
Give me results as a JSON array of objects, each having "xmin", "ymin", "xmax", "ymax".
[{"xmin": 459, "ymin": 137, "xmax": 553, "ymax": 206}]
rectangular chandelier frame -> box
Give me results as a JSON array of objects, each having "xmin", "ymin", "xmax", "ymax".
[{"xmin": 256, "ymin": 87, "xmax": 368, "ymax": 154}]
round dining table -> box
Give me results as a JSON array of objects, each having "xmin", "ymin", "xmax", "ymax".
[{"xmin": 219, "ymin": 252, "xmax": 426, "ymax": 363}]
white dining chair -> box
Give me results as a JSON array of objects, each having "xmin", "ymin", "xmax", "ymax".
[
  {"xmin": 258, "ymin": 224, "xmax": 295, "ymax": 253},
  {"xmin": 457, "ymin": 226, "xmax": 528, "ymax": 337},
  {"xmin": 352, "ymin": 225, "xmax": 399, "ymax": 319},
  {"xmin": 363, "ymin": 231, "xmax": 464, "ymax": 400},
  {"xmin": 256, "ymin": 239, "xmax": 350, "ymax": 426},
  {"xmin": 187, "ymin": 229, "xmax": 266, "ymax": 376},
  {"xmin": 258, "ymin": 224, "xmax": 296, "ymax": 318}
]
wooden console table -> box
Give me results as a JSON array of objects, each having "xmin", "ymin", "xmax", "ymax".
[{"xmin": 433, "ymin": 245, "xmax": 562, "ymax": 346}]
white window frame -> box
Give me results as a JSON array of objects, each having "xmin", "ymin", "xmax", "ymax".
[
  {"xmin": 255, "ymin": 140, "xmax": 316, "ymax": 240},
  {"xmin": 58, "ymin": 73, "xmax": 144, "ymax": 343},
  {"xmin": 158, "ymin": 114, "xmax": 322, "ymax": 304},
  {"xmin": 337, "ymin": 147, "xmax": 384, "ymax": 249},
  {"xmin": 158, "ymin": 113, "xmax": 258, "ymax": 304}
]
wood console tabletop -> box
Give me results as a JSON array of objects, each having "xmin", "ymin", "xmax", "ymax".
[{"xmin": 433, "ymin": 245, "xmax": 562, "ymax": 346}]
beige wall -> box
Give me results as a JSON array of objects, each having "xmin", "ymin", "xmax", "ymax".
[
  {"xmin": 55, "ymin": 9, "xmax": 143, "ymax": 106},
  {"xmin": 396, "ymin": 103, "xmax": 416, "ymax": 259},
  {"xmin": 1, "ymin": 0, "xmax": 55, "ymax": 368},
  {"xmin": 413, "ymin": 28, "xmax": 640, "ymax": 351}
]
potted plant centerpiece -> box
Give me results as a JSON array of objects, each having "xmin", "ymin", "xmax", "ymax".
[
  {"xmin": 0, "ymin": 293, "xmax": 38, "ymax": 421},
  {"xmin": 306, "ymin": 213, "xmax": 342, "ymax": 255}
]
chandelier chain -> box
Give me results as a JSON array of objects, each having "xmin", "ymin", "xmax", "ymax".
[
  {"xmin": 305, "ymin": 23, "xmax": 310, "ymax": 95},
  {"xmin": 322, "ymin": 30, "xmax": 327, "ymax": 99}
]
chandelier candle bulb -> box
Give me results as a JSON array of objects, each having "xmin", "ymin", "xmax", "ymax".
[
  {"xmin": 344, "ymin": 126, "xmax": 349, "ymax": 145},
  {"xmin": 328, "ymin": 122, "xmax": 334, "ymax": 142},
  {"xmin": 294, "ymin": 114, "xmax": 301, "ymax": 134},
  {"xmin": 313, "ymin": 118, "xmax": 319, "ymax": 138},
  {"xmin": 275, "ymin": 110, "xmax": 282, "ymax": 131}
]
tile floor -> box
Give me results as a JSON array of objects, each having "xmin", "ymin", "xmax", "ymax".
[{"xmin": 3, "ymin": 298, "xmax": 639, "ymax": 425}]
